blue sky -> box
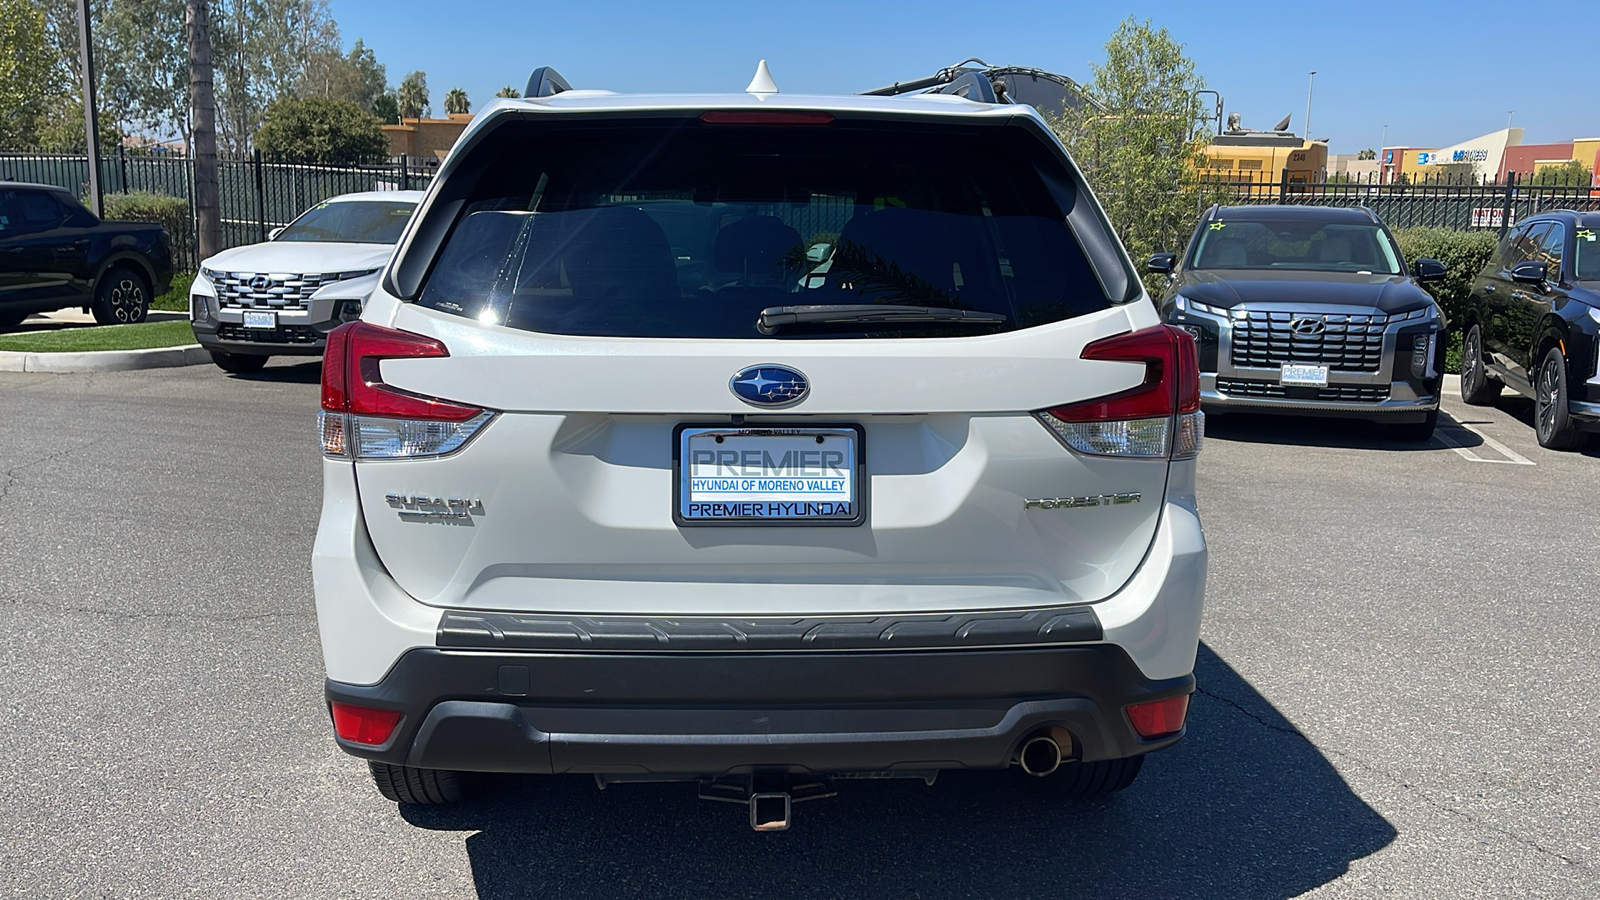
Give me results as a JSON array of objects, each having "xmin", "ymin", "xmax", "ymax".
[{"xmin": 331, "ymin": 0, "xmax": 1598, "ymax": 154}]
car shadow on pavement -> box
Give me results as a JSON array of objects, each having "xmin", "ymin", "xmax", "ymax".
[
  {"xmin": 1205, "ymin": 409, "xmax": 1483, "ymax": 451},
  {"xmin": 399, "ymin": 644, "xmax": 1395, "ymax": 899},
  {"xmin": 230, "ymin": 359, "xmax": 322, "ymax": 384},
  {"xmin": 1478, "ymin": 395, "xmax": 1600, "ymax": 457}
]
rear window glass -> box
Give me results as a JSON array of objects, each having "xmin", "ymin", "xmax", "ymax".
[
  {"xmin": 414, "ymin": 118, "xmax": 1116, "ymax": 339},
  {"xmin": 1191, "ymin": 220, "xmax": 1402, "ymax": 275}
]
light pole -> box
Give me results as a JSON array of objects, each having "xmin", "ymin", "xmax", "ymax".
[
  {"xmin": 1507, "ymin": 110, "xmax": 1514, "ymax": 130},
  {"xmin": 76, "ymin": 0, "xmax": 102, "ymax": 217},
  {"xmin": 1304, "ymin": 71, "xmax": 1317, "ymax": 141}
]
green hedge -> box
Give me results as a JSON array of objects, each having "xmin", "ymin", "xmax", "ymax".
[
  {"xmin": 101, "ymin": 191, "xmax": 193, "ymax": 269},
  {"xmin": 1392, "ymin": 227, "xmax": 1499, "ymax": 372}
]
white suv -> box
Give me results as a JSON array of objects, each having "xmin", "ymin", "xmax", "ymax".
[{"xmin": 312, "ymin": 77, "xmax": 1207, "ymax": 827}]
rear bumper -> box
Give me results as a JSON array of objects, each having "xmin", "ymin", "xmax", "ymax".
[{"xmin": 326, "ymin": 643, "xmax": 1192, "ymax": 776}]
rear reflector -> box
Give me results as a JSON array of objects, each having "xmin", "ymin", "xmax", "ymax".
[
  {"xmin": 700, "ymin": 110, "xmax": 835, "ymax": 126},
  {"xmin": 330, "ymin": 702, "xmax": 403, "ymax": 746},
  {"xmin": 1126, "ymin": 694, "xmax": 1190, "ymax": 739},
  {"xmin": 1036, "ymin": 325, "xmax": 1203, "ymax": 459},
  {"xmin": 320, "ymin": 321, "xmax": 495, "ymax": 459}
]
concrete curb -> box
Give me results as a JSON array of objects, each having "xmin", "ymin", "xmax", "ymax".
[{"xmin": 0, "ymin": 344, "xmax": 210, "ymax": 374}]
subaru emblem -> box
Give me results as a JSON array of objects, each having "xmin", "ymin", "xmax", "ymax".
[{"xmin": 730, "ymin": 365, "xmax": 809, "ymax": 408}]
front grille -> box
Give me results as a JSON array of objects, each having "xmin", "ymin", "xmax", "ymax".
[
  {"xmin": 216, "ymin": 323, "xmax": 322, "ymax": 344},
  {"xmin": 1230, "ymin": 310, "xmax": 1388, "ymax": 372},
  {"xmin": 1217, "ymin": 379, "xmax": 1390, "ymax": 403},
  {"xmin": 209, "ymin": 271, "xmax": 354, "ymax": 310}
]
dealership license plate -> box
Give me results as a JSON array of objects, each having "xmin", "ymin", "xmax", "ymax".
[
  {"xmin": 1280, "ymin": 363, "xmax": 1329, "ymax": 387},
  {"xmin": 677, "ymin": 426, "xmax": 862, "ymax": 526},
  {"xmin": 241, "ymin": 310, "xmax": 277, "ymax": 330}
]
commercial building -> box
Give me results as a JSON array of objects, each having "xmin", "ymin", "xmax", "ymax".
[
  {"xmin": 1379, "ymin": 128, "xmax": 1598, "ymax": 185},
  {"xmin": 382, "ymin": 114, "xmax": 472, "ymax": 160},
  {"xmin": 1202, "ymin": 117, "xmax": 1328, "ymax": 183}
]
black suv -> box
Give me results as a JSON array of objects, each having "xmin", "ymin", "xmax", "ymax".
[
  {"xmin": 1458, "ymin": 210, "xmax": 1600, "ymax": 450},
  {"xmin": 0, "ymin": 182, "xmax": 173, "ymax": 330},
  {"xmin": 1151, "ymin": 205, "xmax": 1447, "ymax": 440}
]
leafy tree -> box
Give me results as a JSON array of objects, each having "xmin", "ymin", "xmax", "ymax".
[
  {"xmin": 1050, "ymin": 17, "xmax": 1211, "ymax": 286},
  {"xmin": 0, "ymin": 0, "xmax": 54, "ymax": 147},
  {"xmin": 397, "ymin": 70, "xmax": 428, "ymax": 119},
  {"xmin": 371, "ymin": 91, "xmax": 399, "ymax": 125},
  {"xmin": 1532, "ymin": 159, "xmax": 1591, "ymax": 188},
  {"xmin": 254, "ymin": 95, "xmax": 386, "ymax": 164},
  {"xmin": 443, "ymin": 87, "xmax": 469, "ymax": 115},
  {"xmin": 302, "ymin": 38, "xmax": 388, "ymax": 115},
  {"xmin": 33, "ymin": 98, "xmax": 125, "ymax": 153},
  {"xmin": 494, "ymin": 85, "xmax": 520, "ymax": 98},
  {"xmin": 1357, "ymin": 148, "xmax": 1376, "ymax": 160}
]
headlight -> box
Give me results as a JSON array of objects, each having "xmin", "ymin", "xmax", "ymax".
[
  {"xmin": 1173, "ymin": 294, "xmax": 1227, "ymax": 317},
  {"xmin": 1396, "ymin": 304, "xmax": 1440, "ymax": 322},
  {"xmin": 1587, "ymin": 305, "xmax": 1600, "ymax": 325}
]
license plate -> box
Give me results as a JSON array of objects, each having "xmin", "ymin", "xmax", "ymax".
[
  {"xmin": 676, "ymin": 425, "xmax": 863, "ymax": 526},
  {"xmin": 242, "ymin": 310, "xmax": 277, "ymax": 330},
  {"xmin": 1280, "ymin": 363, "xmax": 1329, "ymax": 387}
]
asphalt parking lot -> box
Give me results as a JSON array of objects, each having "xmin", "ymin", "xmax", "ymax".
[{"xmin": 0, "ymin": 361, "xmax": 1595, "ymax": 898}]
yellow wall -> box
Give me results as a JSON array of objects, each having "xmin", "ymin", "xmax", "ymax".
[{"xmin": 1203, "ymin": 141, "xmax": 1328, "ymax": 182}]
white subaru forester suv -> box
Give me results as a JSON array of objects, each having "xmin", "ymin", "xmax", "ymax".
[{"xmin": 313, "ymin": 73, "xmax": 1207, "ymax": 828}]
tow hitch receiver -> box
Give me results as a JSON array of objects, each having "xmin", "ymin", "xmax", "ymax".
[{"xmin": 697, "ymin": 776, "xmax": 838, "ymax": 832}]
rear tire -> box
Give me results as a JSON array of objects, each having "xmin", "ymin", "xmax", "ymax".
[
  {"xmin": 91, "ymin": 266, "xmax": 149, "ymax": 325},
  {"xmin": 1029, "ymin": 755, "xmax": 1145, "ymax": 797},
  {"xmin": 1534, "ymin": 346, "xmax": 1584, "ymax": 451},
  {"xmin": 1459, "ymin": 324, "xmax": 1502, "ymax": 406},
  {"xmin": 1390, "ymin": 409, "xmax": 1438, "ymax": 442},
  {"xmin": 209, "ymin": 350, "xmax": 269, "ymax": 374},
  {"xmin": 368, "ymin": 762, "xmax": 474, "ymax": 805}
]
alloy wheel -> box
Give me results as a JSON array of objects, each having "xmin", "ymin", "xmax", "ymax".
[
  {"xmin": 108, "ymin": 278, "xmax": 145, "ymax": 323},
  {"xmin": 1536, "ymin": 357, "xmax": 1559, "ymax": 441},
  {"xmin": 1463, "ymin": 329, "xmax": 1482, "ymax": 391}
]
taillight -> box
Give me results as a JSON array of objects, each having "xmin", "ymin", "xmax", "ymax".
[
  {"xmin": 1035, "ymin": 325, "xmax": 1203, "ymax": 459},
  {"xmin": 319, "ymin": 321, "xmax": 495, "ymax": 459},
  {"xmin": 1126, "ymin": 694, "xmax": 1190, "ymax": 739},
  {"xmin": 330, "ymin": 702, "xmax": 403, "ymax": 746}
]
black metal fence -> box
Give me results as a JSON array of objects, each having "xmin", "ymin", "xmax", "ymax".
[
  {"xmin": 1205, "ymin": 170, "xmax": 1600, "ymax": 235},
  {"xmin": 0, "ymin": 150, "xmax": 438, "ymax": 269}
]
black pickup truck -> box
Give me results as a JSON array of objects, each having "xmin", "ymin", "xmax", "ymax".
[{"xmin": 0, "ymin": 181, "xmax": 174, "ymax": 331}]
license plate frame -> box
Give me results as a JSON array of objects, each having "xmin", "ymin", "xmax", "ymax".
[
  {"xmin": 1279, "ymin": 363, "xmax": 1329, "ymax": 387},
  {"xmin": 673, "ymin": 423, "xmax": 866, "ymax": 527},
  {"xmin": 241, "ymin": 310, "xmax": 278, "ymax": 330}
]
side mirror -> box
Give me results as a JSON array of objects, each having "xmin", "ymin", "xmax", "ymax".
[
  {"xmin": 1510, "ymin": 260, "xmax": 1548, "ymax": 285},
  {"xmin": 1412, "ymin": 257, "xmax": 1447, "ymax": 282},
  {"xmin": 268, "ymin": 227, "xmax": 284, "ymax": 240},
  {"xmin": 1146, "ymin": 252, "xmax": 1177, "ymax": 274}
]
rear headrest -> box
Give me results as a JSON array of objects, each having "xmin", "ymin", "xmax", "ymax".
[
  {"xmin": 712, "ymin": 216, "xmax": 802, "ymax": 276},
  {"xmin": 556, "ymin": 206, "xmax": 678, "ymax": 301}
]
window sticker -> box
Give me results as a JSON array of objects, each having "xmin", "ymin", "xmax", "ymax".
[
  {"xmin": 1578, "ymin": 228, "xmax": 1595, "ymax": 241},
  {"xmin": 1208, "ymin": 221, "xmax": 1226, "ymax": 231}
]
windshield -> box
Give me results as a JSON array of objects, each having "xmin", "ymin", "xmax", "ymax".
[
  {"xmin": 415, "ymin": 119, "xmax": 1117, "ymax": 339},
  {"xmin": 1191, "ymin": 220, "xmax": 1403, "ymax": 275},
  {"xmin": 276, "ymin": 199, "xmax": 416, "ymax": 244},
  {"xmin": 1577, "ymin": 227, "xmax": 1600, "ymax": 280}
]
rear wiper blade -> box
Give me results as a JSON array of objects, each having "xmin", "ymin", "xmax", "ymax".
[{"xmin": 757, "ymin": 304, "xmax": 1007, "ymax": 335}]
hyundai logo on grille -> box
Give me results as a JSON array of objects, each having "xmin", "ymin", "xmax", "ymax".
[
  {"xmin": 248, "ymin": 275, "xmax": 272, "ymax": 292},
  {"xmin": 730, "ymin": 365, "xmax": 809, "ymax": 408},
  {"xmin": 1290, "ymin": 316, "xmax": 1326, "ymax": 336}
]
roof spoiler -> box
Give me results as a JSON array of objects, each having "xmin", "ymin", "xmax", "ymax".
[
  {"xmin": 524, "ymin": 66, "xmax": 573, "ymax": 99},
  {"xmin": 861, "ymin": 58, "xmax": 1100, "ymax": 118}
]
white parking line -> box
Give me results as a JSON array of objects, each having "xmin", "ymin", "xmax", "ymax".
[{"xmin": 1436, "ymin": 424, "xmax": 1536, "ymax": 465}]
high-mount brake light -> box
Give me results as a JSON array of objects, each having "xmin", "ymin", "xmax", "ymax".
[
  {"xmin": 1035, "ymin": 325, "xmax": 1204, "ymax": 459},
  {"xmin": 699, "ymin": 110, "xmax": 835, "ymax": 126},
  {"xmin": 319, "ymin": 321, "xmax": 495, "ymax": 459}
]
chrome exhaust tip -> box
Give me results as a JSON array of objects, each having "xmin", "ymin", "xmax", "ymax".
[{"xmin": 1019, "ymin": 734, "xmax": 1063, "ymax": 777}]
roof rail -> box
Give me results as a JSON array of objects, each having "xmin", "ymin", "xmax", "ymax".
[
  {"xmin": 524, "ymin": 66, "xmax": 573, "ymax": 99},
  {"xmin": 861, "ymin": 58, "xmax": 1099, "ymax": 118}
]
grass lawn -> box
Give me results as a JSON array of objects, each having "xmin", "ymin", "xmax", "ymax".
[
  {"xmin": 0, "ymin": 319, "xmax": 196, "ymax": 353},
  {"xmin": 151, "ymin": 271, "xmax": 195, "ymax": 311}
]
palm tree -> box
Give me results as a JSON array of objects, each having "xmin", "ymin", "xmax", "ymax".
[
  {"xmin": 443, "ymin": 87, "xmax": 470, "ymax": 116},
  {"xmin": 397, "ymin": 71, "xmax": 429, "ymax": 120},
  {"xmin": 494, "ymin": 85, "xmax": 520, "ymax": 99}
]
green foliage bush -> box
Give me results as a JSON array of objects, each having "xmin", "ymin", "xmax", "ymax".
[
  {"xmin": 1392, "ymin": 227, "xmax": 1499, "ymax": 373},
  {"xmin": 255, "ymin": 97, "xmax": 388, "ymax": 166},
  {"xmin": 101, "ymin": 190, "xmax": 192, "ymax": 269}
]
